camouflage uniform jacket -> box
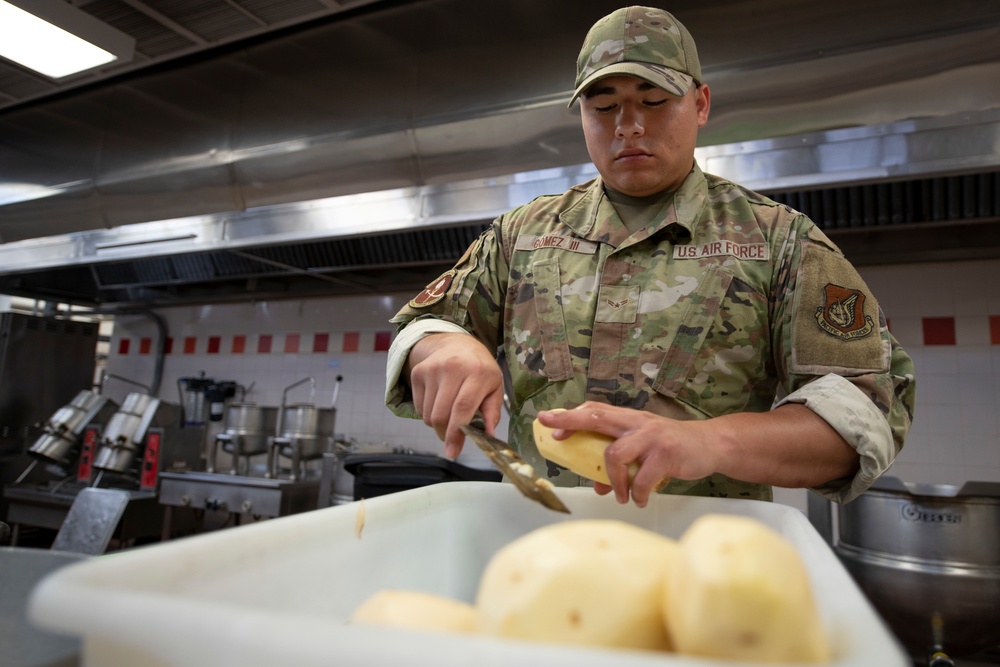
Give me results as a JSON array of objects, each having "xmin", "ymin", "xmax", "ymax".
[{"xmin": 386, "ymin": 164, "xmax": 916, "ymax": 503}]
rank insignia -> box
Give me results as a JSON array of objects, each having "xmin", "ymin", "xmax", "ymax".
[
  {"xmin": 410, "ymin": 270, "xmax": 455, "ymax": 308},
  {"xmin": 815, "ymin": 284, "xmax": 875, "ymax": 340}
]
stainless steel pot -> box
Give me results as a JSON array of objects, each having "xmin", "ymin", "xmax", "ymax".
[
  {"xmin": 267, "ymin": 404, "xmax": 336, "ymax": 480},
  {"xmin": 208, "ymin": 402, "xmax": 279, "ymax": 473},
  {"xmin": 276, "ymin": 403, "xmax": 336, "ymax": 459},
  {"xmin": 221, "ymin": 402, "xmax": 277, "ymax": 455},
  {"xmin": 835, "ymin": 476, "xmax": 1000, "ymax": 661}
]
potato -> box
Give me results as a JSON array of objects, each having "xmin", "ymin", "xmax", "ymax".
[
  {"xmin": 350, "ymin": 589, "xmax": 478, "ymax": 634},
  {"xmin": 664, "ymin": 514, "xmax": 831, "ymax": 663},
  {"xmin": 532, "ymin": 414, "xmax": 616, "ymax": 484},
  {"xmin": 476, "ymin": 519, "xmax": 678, "ymax": 651}
]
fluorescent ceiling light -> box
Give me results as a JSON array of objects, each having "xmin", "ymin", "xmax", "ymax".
[{"xmin": 0, "ymin": 0, "xmax": 135, "ymax": 78}]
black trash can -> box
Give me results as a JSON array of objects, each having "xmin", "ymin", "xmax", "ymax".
[{"xmin": 342, "ymin": 452, "xmax": 501, "ymax": 501}]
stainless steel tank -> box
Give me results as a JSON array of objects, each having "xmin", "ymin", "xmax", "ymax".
[
  {"xmin": 267, "ymin": 404, "xmax": 336, "ymax": 480},
  {"xmin": 92, "ymin": 393, "xmax": 161, "ymax": 473},
  {"xmin": 208, "ymin": 402, "xmax": 278, "ymax": 474},
  {"xmin": 28, "ymin": 390, "xmax": 115, "ymax": 466},
  {"xmin": 835, "ymin": 476, "xmax": 1000, "ymax": 662}
]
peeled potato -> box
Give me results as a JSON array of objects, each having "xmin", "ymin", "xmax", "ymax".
[
  {"xmin": 350, "ymin": 589, "xmax": 478, "ymax": 634},
  {"xmin": 664, "ymin": 514, "xmax": 831, "ymax": 663},
  {"xmin": 532, "ymin": 414, "xmax": 616, "ymax": 484},
  {"xmin": 476, "ymin": 519, "xmax": 678, "ymax": 651}
]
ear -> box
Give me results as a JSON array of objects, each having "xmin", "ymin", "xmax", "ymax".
[{"xmin": 694, "ymin": 83, "xmax": 711, "ymax": 127}]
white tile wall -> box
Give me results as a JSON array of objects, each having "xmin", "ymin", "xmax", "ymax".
[
  {"xmin": 106, "ymin": 294, "xmax": 493, "ymax": 470},
  {"xmin": 102, "ymin": 259, "xmax": 1000, "ymax": 512}
]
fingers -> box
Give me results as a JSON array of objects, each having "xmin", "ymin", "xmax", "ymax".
[
  {"xmin": 536, "ymin": 402, "xmax": 632, "ymax": 439},
  {"xmin": 540, "ymin": 402, "xmax": 674, "ymax": 508},
  {"xmin": 406, "ymin": 333, "xmax": 504, "ymax": 458}
]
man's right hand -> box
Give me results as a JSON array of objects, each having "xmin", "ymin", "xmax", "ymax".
[{"xmin": 406, "ymin": 333, "xmax": 504, "ymax": 458}]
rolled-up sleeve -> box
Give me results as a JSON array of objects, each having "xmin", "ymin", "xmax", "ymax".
[{"xmin": 775, "ymin": 373, "xmax": 894, "ymax": 503}]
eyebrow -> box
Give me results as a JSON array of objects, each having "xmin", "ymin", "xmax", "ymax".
[{"xmin": 583, "ymin": 80, "xmax": 659, "ymax": 99}]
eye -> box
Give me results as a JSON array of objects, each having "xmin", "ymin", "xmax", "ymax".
[
  {"xmin": 644, "ymin": 98, "xmax": 668, "ymax": 107},
  {"xmin": 594, "ymin": 103, "xmax": 617, "ymax": 113}
]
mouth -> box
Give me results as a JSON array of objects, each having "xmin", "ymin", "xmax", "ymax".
[{"xmin": 615, "ymin": 148, "xmax": 652, "ymax": 161}]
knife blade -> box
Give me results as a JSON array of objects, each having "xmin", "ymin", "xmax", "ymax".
[{"xmin": 460, "ymin": 418, "xmax": 570, "ymax": 514}]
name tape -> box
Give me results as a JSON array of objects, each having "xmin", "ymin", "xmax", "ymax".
[{"xmin": 515, "ymin": 234, "xmax": 598, "ymax": 254}]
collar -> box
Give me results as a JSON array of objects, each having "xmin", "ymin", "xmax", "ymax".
[{"xmin": 557, "ymin": 163, "xmax": 707, "ymax": 244}]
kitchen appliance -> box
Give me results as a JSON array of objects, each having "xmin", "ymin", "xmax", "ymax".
[
  {"xmin": 178, "ymin": 374, "xmax": 238, "ymax": 427},
  {"xmin": 24, "ymin": 390, "xmax": 117, "ymax": 472},
  {"xmin": 3, "ymin": 392, "xmax": 203, "ymax": 549},
  {"xmin": 207, "ymin": 402, "xmax": 278, "ymax": 475},
  {"xmin": 178, "ymin": 375, "xmax": 212, "ymax": 426},
  {"xmin": 0, "ymin": 313, "xmax": 99, "ymax": 457},
  {"xmin": 266, "ymin": 376, "xmax": 341, "ymax": 481},
  {"xmin": 28, "ymin": 483, "xmax": 910, "ymax": 667},
  {"xmin": 158, "ymin": 377, "xmax": 344, "ymax": 532},
  {"xmin": 833, "ymin": 476, "xmax": 1000, "ymax": 666}
]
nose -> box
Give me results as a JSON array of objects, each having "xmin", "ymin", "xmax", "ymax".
[{"xmin": 615, "ymin": 105, "xmax": 645, "ymax": 138}]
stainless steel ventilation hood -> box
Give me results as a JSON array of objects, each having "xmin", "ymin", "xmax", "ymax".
[{"xmin": 1, "ymin": 0, "xmax": 999, "ymax": 307}]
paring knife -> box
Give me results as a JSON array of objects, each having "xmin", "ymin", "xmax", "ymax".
[{"xmin": 460, "ymin": 416, "xmax": 570, "ymax": 514}]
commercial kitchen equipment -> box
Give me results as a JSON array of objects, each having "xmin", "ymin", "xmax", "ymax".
[
  {"xmin": 207, "ymin": 402, "xmax": 278, "ymax": 475},
  {"xmin": 0, "ymin": 313, "xmax": 100, "ymax": 528},
  {"xmin": 265, "ymin": 375, "xmax": 341, "ymax": 481},
  {"xmin": 23, "ymin": 390, "xmax": 117, "ymax": 474},
  {"xmin": 28, "ymin": 483, "xmax": 910, "ymax": 667},
  {"xmin": 178, "ymin": 374, "xmax": 238, "ymax": 427},
  {"xmin": 158, "ymin": 376, "xmax": 343, "ymax": 532},
  {"xmin": 3, "ymin": 391, "xmax": 202, "ymax": 549},
  {"xmin": 830, "ymin": 476, "xmax": 1000, "ymax": 666},
  {"xmin": 0, "ymin": 313, "xmax": 100, "ymax": 455}
]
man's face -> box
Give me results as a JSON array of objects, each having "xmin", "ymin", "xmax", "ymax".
[{"xmin": 580, "ymin": 75, "xmax": 710, "ymax": 197}]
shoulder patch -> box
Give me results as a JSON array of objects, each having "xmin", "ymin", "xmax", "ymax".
[
  {"xmin": 815, "ymin": 284, "xmax": 875, "ymax": 340},
  {"xmin": 409, "ymin": 270, "xmax": 455, "ymax": 308},
  {"xmin": 790, "ymin": 243, "xmax": 888, "ymax": 374}
]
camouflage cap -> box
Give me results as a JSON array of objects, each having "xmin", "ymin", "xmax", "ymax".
[{"xmin": 569, "ymin": 6, "xmax": 701, "ymax": 107}]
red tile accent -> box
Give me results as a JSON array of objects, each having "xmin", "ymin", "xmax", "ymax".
[
  {"xmin": 207, "ymin": 336, "xmax": 221, "ymax": 354},
  {"xmin": 118, "ymin": 338, "xmax": 130, "ymax": 355},
  {"xmin": 313, "ymin": 333, "xmax": 329, "ymax": 353},
  {"xmin": 232, "ymin": 335, "xmax": 246, "ymax": 354},
  {"xmin": 183, "ymin": 336, "xmax": 197, "ymax": 354},
  {"xmin": 374, "ymin": 331, "xmax": 391, "ymax": 352},
  {"xmin": 990, "ymin": 316, "xmax": 1000, "ymax": 345},
  {"xmin": 258, "ymin": 334, "xmax": 272, "ymax": 354},
  {"xmin": 284, "ymin": 333, "xmax": 300, "ymax": 354},
  {"xmin": 139, "ymin": 337, "xmax": 152, "ymax": 355},
  {"xmin": 164, "ymin": 337, "xmax": 174, "ymax": 354},
  {"xmin": 343, "ymin": 332, "xmax": 359, "ymax": 352},
  {"xmin": 922, "ymin": 317, "xmax": 956, "ymax": 346}
]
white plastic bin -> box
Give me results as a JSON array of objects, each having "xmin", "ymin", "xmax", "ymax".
[{"xmin": 28, "ymin": 482, "xmax": 907, "ymax": 667}]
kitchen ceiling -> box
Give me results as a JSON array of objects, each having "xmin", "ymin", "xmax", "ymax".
[{"xmin": 1, "ymin": 0, "xmax": 999, "ymax": 307}]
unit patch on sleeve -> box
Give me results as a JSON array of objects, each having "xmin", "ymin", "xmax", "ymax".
[
  {"xmin": 815, "ymin": 284, "xmax": 875, "ymax": 340},
  {"xmin": 409, "ymin": 270, "xmax": 455, "ymax": 308},
  {"xmin": 790, "ymin": 242, "xmax": 888, "ymax": 374}
]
